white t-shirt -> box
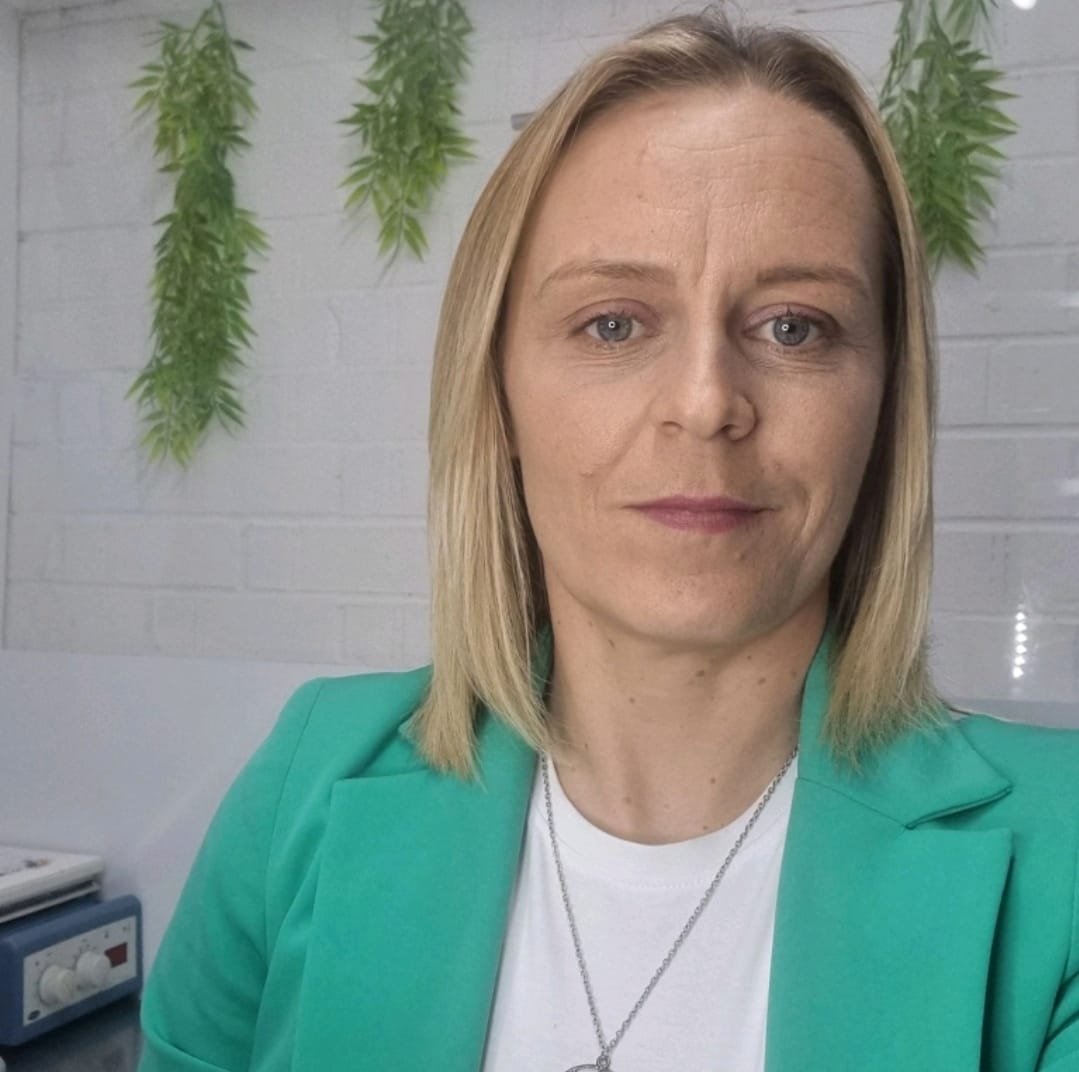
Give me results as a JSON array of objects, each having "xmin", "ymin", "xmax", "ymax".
[{"xmin": 482, "ymin": 755, "xmax": 797, "ymax": 1072}]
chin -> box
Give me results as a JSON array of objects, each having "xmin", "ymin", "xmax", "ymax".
[
  {"xmin": 604, "ymin": 574, "xmax": 827, "ymax": 652},
  {"xmin": 615, "ymin": 603, "xmax": 775, "ymax": 653}
]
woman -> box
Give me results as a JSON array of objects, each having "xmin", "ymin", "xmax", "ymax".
[{"xmin": 138, "ymin": 11, "xmax": 1079, "ymax": 1072}]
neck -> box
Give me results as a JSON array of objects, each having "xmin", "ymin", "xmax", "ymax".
[{"xmin": 545, "ymin": 598, "xmax": 826, "ymax": 845}]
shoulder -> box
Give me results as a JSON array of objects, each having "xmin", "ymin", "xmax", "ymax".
[
  {"xmin": 266, "ymin": 665, "xmax": 434, "ymax": 781},
  {"xmin": 282, "ymin": 664, "xmax": 433, "ymax": 746},
  {"xmin": 954, "ymin": 710, "xmax": 1079, "ymax": 791},
  {"xmin": 951, "ymin": 711, "xmax": 1079, "ymax": 836},
  {"xmin": 219, "ymin": 666, "xmax": 434, "ymax": 844},
  {"xmin": 200, "ymin": 667, "xmax": 434, "ymax": 855},
  {"xmin": 227, "ymin": 667, "xmax": 437, "ymax": 935}
]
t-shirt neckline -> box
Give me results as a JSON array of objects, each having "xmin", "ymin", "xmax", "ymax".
[{"xmin": 531, "ymin": 754, "xmax": 798, "ymax": 890}]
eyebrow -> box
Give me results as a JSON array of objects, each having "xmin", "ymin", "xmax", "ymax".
[
  {"xmin": 535, "ymin": 258, "xmax": 872, "ymax": 302},
  {"xmin": 536, "ymin": 258, "xmax": 677, "ymax": 297},
  {"xmin": 755, "ymin": 263, "xmax": 872, "ymax": 302}
]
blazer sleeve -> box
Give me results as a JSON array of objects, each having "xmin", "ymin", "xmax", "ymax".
[
  {"xmin": 137, "ymin": 679, "xmax": 325, "ymax": 1072},
  {"xmin": 1038, "ymin": 825, "xmax": 1079, "ymax": 1071}
]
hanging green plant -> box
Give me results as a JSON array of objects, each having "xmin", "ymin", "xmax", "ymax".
[
  {"xmin": 340, "ymin": 0, "xmax": 475, "ymax": 260},
  {"xmin": 880, "ymin": 0, "xmax": 1017, "ymax": 272},
  {"xmin": 128, "ymin": 0, "xmax": 268, "ymax": 466}
]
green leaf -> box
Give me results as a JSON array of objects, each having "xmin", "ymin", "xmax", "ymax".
[
  {"xmin": 340, "ymin": 0, "xmax": 474, "ymax": 262},
  {"xmin": 129, "ymin": 1, "xmax": 261, "ymax": 466},
  {"xmin": 132, "ymin": 90, "xmax": 160, "ymax": 114},
  {"xmin": 880, "ymin": 0, "xmax": 1013, "ymax": 274}
]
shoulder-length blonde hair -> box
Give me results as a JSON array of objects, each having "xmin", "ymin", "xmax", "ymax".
[{"xmin": 414, "ymin": 8, "xmax": 942, "ymax": 777}]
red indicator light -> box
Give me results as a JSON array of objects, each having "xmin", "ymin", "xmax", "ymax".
[{"xmin": 105, "ymin": 943, "xmax": 127, "ymax": 967}]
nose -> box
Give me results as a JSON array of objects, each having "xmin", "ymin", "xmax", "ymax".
[{"xmin": 654, "ymin": 323, "xmax": 757, "ymax": 441}]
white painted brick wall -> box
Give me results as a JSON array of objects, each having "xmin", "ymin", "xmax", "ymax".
[
  {"xmin": 245, "ymin": 522, "xmax": 428, "ymax": 594},
  {"xmin": 0, "ymin": 5, "xmax": 17, "ymax": 633},
  {"xmin": 3, "ymin": 0, "xmax": 1078, "ymax": 707},
  {"xmin": 989, "ymin": 339, "xmax": 1079, "ymax": 423},
  {"xmin": 8, "ymin": 581, "xmax": 155, "ymax": 654},
  {"xmin": 936, "ymin": 436, "xmax": 1079, "ymax": 519},
  {"xmin": 930, "ymin": 0, "xmax": 1079, "ymax": 705},
  {"xmin": 151, "ymin": 590, "xmax": 345, "ymax": 662}
]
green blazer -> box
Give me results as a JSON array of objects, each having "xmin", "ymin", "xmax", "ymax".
[{"xmin": 139, "ymin": 636, "xmax": 1079, "ymax": 1071}]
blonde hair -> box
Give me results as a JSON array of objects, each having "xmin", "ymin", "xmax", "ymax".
[{"xmin": 415, "ymin": 9, "xmax": 942, "ymax": 777}]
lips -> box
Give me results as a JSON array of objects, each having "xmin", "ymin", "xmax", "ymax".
[{"xmin": 630, "ymin": 495, "xmax": 763, "ymax": 534}]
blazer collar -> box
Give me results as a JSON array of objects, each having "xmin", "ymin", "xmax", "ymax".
[{"xmin": 795, "ymin": 628, "xmax": 1011, "ymax": 827}]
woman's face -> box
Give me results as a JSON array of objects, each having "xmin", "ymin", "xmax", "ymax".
[{"xmin": 501, "ymin": 85, "xmax": 887, "ymax": 652}]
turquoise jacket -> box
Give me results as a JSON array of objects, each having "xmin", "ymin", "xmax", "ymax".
[{"xmin": 139, "ymin": 636, "xmax": 1079, "ymax": 1071}]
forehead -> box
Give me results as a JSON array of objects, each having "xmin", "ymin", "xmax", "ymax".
[{"xmin": 515, "ymin": 85, "xmax": 883, "ymax": 291}]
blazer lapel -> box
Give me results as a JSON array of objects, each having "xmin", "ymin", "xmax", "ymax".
[
  {"xmin": 765, "ymin": 633, "xmax": 1014, "ymax": 1072},
  {"xmin": 292, "ymin": 707, "xmax": 537, "ymax": 1071}
]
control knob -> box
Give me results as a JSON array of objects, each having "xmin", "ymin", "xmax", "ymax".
[
  {"xmin": 38, "ymin": 964, "xmax": 77, "ymax": 1005},
  {"xmin": 76, "ymin": 951, "xmax": 112, "ymax": 989}
]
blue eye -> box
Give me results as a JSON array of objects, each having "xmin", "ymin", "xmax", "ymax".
[
  {"xmin": 767, "ymin": 311, "xmax": 823, "ymax": 347},
  {"xmin": 585, "ymin": 313, "xmax": 638, "ymax": 344}
]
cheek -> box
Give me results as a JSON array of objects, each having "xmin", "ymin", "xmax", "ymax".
[
  {"xmin": 798, "ymin": 376, "xmax": 884, "ymax": 520},
  {"xmin": 507, "ymin": 359, "xmax": 640, "ymax": 486},
  {"xmin": 753, "ymin": 355, "xmax": 879, "ymax": 503}
]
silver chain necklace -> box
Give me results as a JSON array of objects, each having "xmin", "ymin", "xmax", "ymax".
[{"xmin": 541, "ymin": 747, "xmax": 798, "ymax": 1072}]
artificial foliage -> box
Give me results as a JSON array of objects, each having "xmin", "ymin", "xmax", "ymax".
[
  {"xmin": 129, "ymin": 0, "xmax": 268, "ymax": 466},
  {"xmin": 341, "ymin": 0, "xmax": 475, "ymax": 260},
  {"xmin": 880, "ymin": 0, "xmax": 1017, "ymax": 271}
]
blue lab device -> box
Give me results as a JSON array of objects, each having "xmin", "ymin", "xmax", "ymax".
[{"xmin": 0, "ymin": 895, "xmax": 142, "ymax": 1045}]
